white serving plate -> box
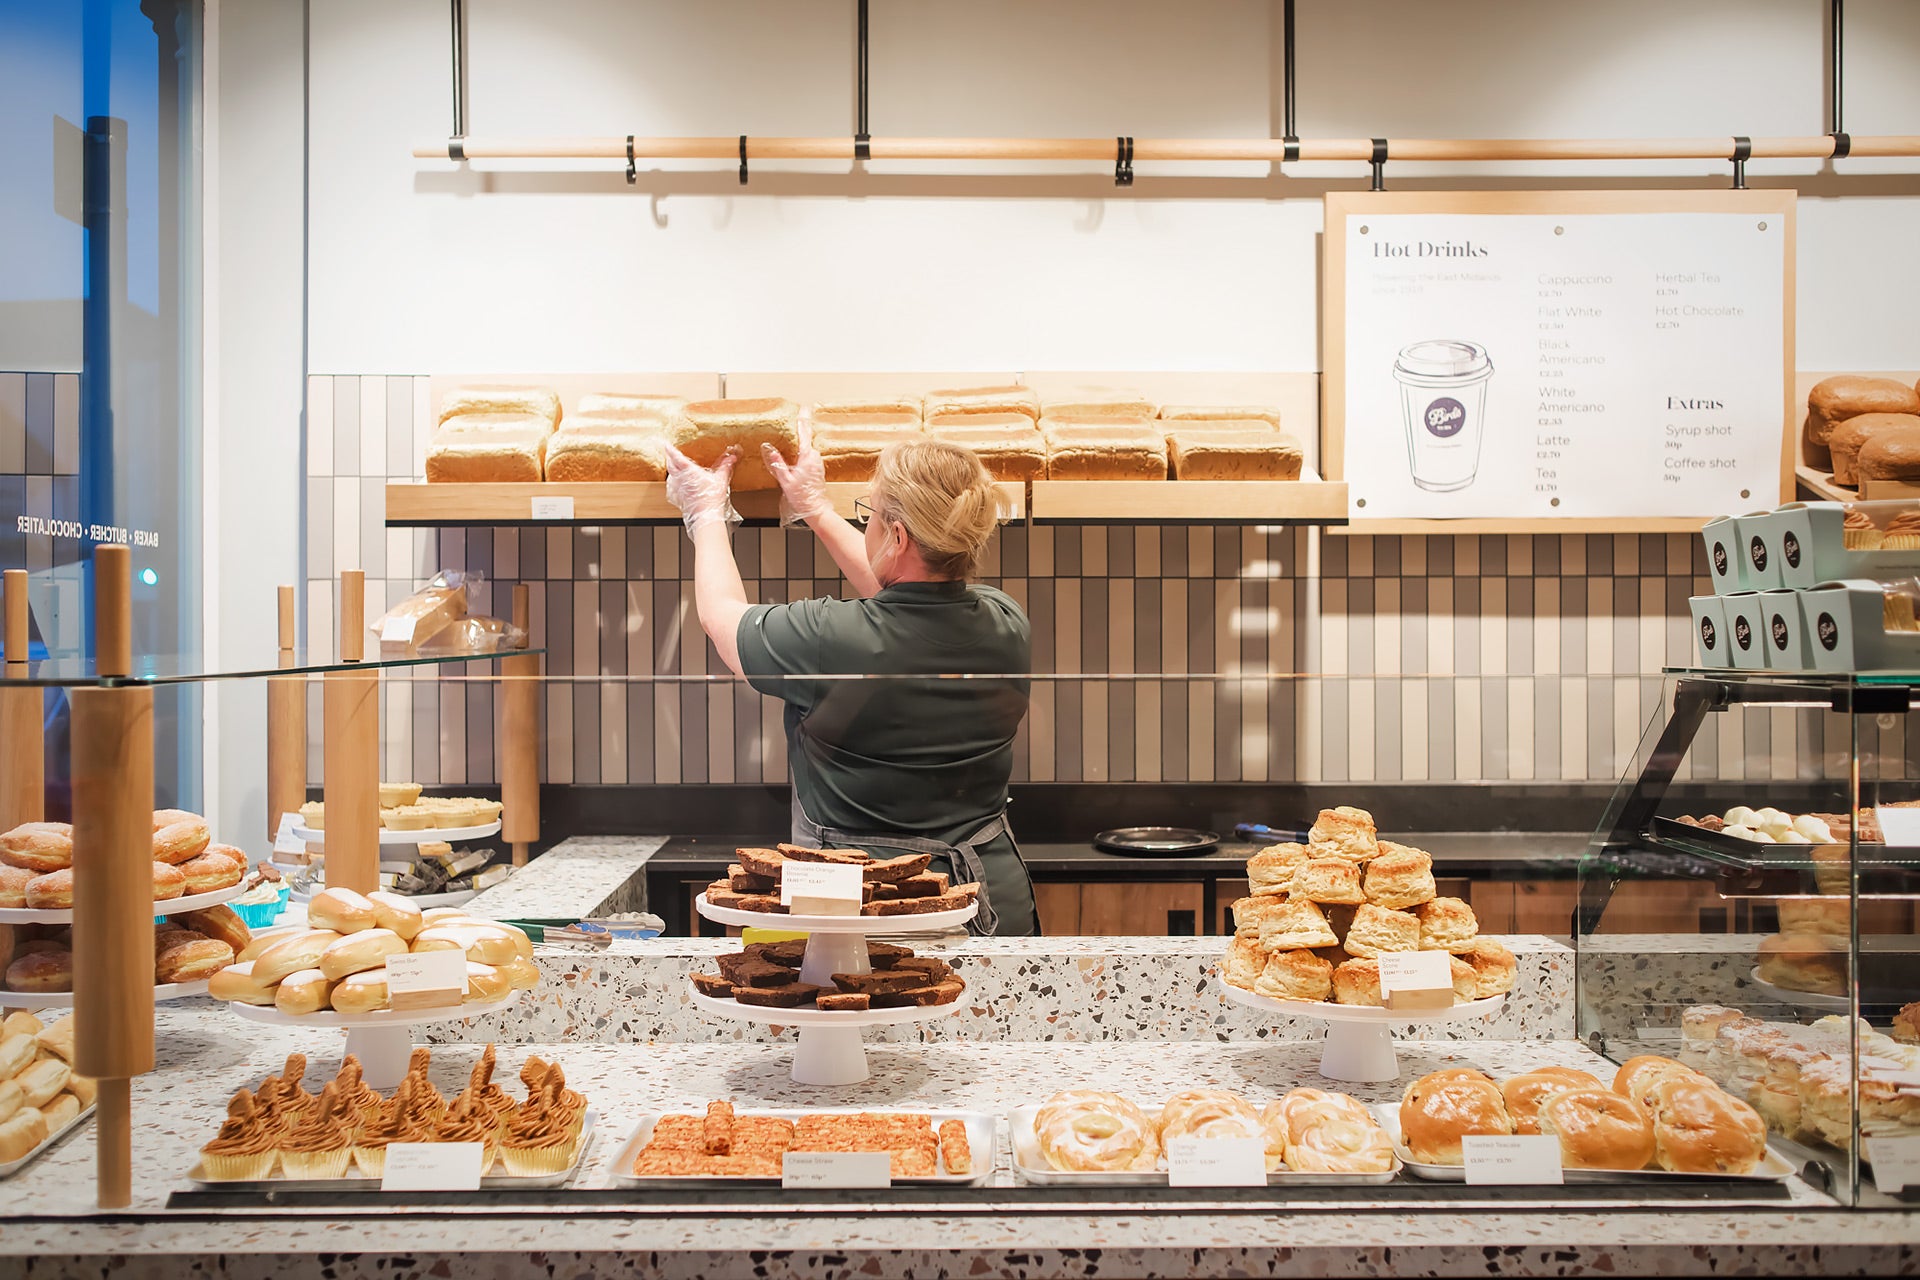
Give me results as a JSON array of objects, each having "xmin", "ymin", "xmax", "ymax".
[
  {"xmin": 609, "ymin": 1108, "xmax": 992, "ymax": 1188},
  {"xmin": 294, "ymin": 821, "xmax": 501, "ymax": 847},
  {"xmin": 0, "ymin": 1103, "xmax": 94, "ymax": 1180},
  {"xmin": 1372, "ymin": 1104, "xmax": 1796, "ymax": 1183},
  {"xmin": 0, "ymin": 881, "xmax": 246, "ymax": 925},
  {"xmin": 694, "ymin": 892, "xmax": 977, "ymax": 934},
  {"xmin": 188, "ymin": 1111, "xmax": 596, "ymax": 1191},
  {"xmin": 689, "ymin": 987, "xmax": 963, "ymax": 1029},
  {"xmin": 229, "ymin": 990, "xmax": 520, "ymax": 1030},
  {"xmin": 1748, "ymin": 967, "xmax": 1852, "ymax": 1012},
  {"xmin": 1008, "ymin": 1103, "xmax": 1399, "ymax": 1186},
  {"xmin": 2, "ymin": 980, "xmax": 209, "ymax": 1009},
  {"xmin": 1217, "ymin": 979, "xmax": 1508, "ymax": 1024}
]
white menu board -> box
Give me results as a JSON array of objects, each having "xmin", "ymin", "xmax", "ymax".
[{"xmin": 1326, "ymin": 191, "xmax": 1794, "ymax": 523}]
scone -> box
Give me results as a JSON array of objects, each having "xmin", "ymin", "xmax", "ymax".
[
  {"xmin": 1307, "ymin": 806, "xmax": 1377, "ymax": 863},
  {"xmin": 1220, "ymin": 934, "xmax": 1267, "ymax": 991},
  {"xmin": 1290, "ymin": 858, "xmax": 1365, "ymax": 905},
  {"xmin": 1412, "ymin": 897, "xmax": 1479, "ymax": 952},
  {"xmin": 1254, "ymin": 948, "xmax": 1333, "ymax": 1002},
  {"xmin": 1247, "ymin": 843, "xmax": 1310, "ymax": 897},
  {"xmin": 1229, "ymin": 894, "xmax": 1295, "ymax": 938},
  {"xmin": 1363, "ymin": 843, "xmax": 1436, "ymax": 909},
  {"xmin": 1331, "ymin": 958, "xmax": 1382, "ymax": 1006},
  {"xmin": 1459, "ymin": 939, "xmax": 1517, "ymax": 997},
  {"xmin": 1255, "ymin": 899, "xmax": 1339, "ymax": 950},
  {"xmin": 1341, "ymin": 903, "xmax": 1419, "ymax": 958}
]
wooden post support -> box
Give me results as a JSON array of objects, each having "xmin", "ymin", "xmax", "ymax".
[
  {"xmin": 501, "ymin": 584, "xmax": 539, "ymax": 868},
  {"xmin": 265, "ymin": 585, "xmax": 307, "ymax": 842},
  {"xmin": 0, "ymin": 569, "xmax": 45, "ymax": 827},
  {"xmin": 70, "ymin": 545, "xmax": 154, "ymax": 1209},
  {"xmin": 323, "ymin": 570, "xmax": 379, "ymax": 894}
]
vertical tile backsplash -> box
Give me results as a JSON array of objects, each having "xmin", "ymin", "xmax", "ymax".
[{"xmin": 308, "ymin": 374, "xmax": 1866, "ymax": 790}]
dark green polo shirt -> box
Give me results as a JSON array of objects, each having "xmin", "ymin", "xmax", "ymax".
[{"xmin": 736, "ymin": 581, "xmax": 1031, "ymax": 845}]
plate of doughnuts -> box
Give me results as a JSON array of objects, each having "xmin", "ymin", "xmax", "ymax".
[
  {"xmin": 0, "ymin": 813, "xmax": 251, "ymax": 923},
  {"xmin": 1010, "ymin": 1087, "xmax": 1401, "ymax": 1185}
]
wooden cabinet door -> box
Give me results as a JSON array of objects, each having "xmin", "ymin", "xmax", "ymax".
[
  {"xmin": 1079, "ymin": 882, "xmax": 1206, "ymax": 936},
  {"xmin": 1033, "ymin": 882, "xmax": 1082, "ymax": 936}
]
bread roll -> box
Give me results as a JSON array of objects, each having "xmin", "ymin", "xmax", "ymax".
[
  {"xmin": 574, "ymin": 392, "xmax": 683, "ymax": 421},
  {"xmin": 330, "ymin": 968, "xmax": 390, "ymax": 1014},
  {"xmin": 925, "ymin": 416, "xmax": 1047, "ymax": 481},
  {"xmin": 922, "ymin": 385, "xmax": 1040, "ymax": 422},
  {"xmin": 236, "ymin": 925, "xmax": 307, "ymax": 964},
  {"xmin": 544, "ymin": 424, "xmax": 669, "ymax": 482},
  {"xmin": 412, "ymin": 925, "xmax": 518, "ymax": 967},
  {"xmin": 0, "ymin": 1108, "xmax": 46, "ymax": 1163},
  {"xmin": 1, "ymin": 1012, "xmax": 43, "ymax": 1039},
  {"xmin": 39, "ymin": 1092, "xmax": 79, "ymax": 1132},
  {"xmin": 1160, "ymin": 404, "xmax": 1283, "ymax": 428},
  {"xmin": 14, "ymin": 1058, "xmax": 69, "ymax": 1109},
  {"xmin": 1536, "ymin": 1088, "xmax": 1656, "ymax": 1170},
  {"xmin": 1829, "ymin": 413, "xmax": 1919, "ymax": 487},
  {"xmin": 464, "ymin": 960, "xmax": 511, "ymax": 1003},
  {"xmin": 208, "ymin": 961, "xmax": 277, "ymax": 1006},
  {"xmin": 251, "ymin": 929, "xmax": 346, "ymax": 985},
  {"xmin": 309, "ymin": 888, "xmax": 379, "ymax": 935},
  {"xmin": 157, "ymin": 937, "xmax": 235, "ymax": 983},
  {"xmin": 1042, "ymin": 420, "xmax": 1169, "ymax": 481},
  {"xmin": 0, "ymin": 1079, "xmax": 20, "ymax": 1125},
  {"xmin": 676, "ymin": 398, "xmax": 800, "ymax": 491},
  {"xmin": 1647, "ymin": 1080, "xmax": 1768, "ymax": 1174},
  {"xmin": 367, "ymin": 891, "xmax": 426, "ymax": 942},
  {"xmin": 320, "ymin": 928, "xmax": 407, "ymax": 980},
  {"xmin": 274, "ymin": 967, "xmax": 337, "ymax": 1016},
  {"xmin": 64, "ymin": 1074, "xmax": 95, "ymax": 1106},
  {"xmin": 438, "ymin": 386, "xmax": 561, "ymax": 429},
  {"xmin": 1807, "ymin": 375, "xmax": 1920, "ymax": 445},
  {"xmin": 1399, "ymin": 1070, "xmax": 1513, "ymax": 1165},
  {"xmin": 1501, "ymin": 1066, "xmax": 1604, "ymax": 1134},
  {"xmin": 1166, "ymin": 428, "xmax": 1304, "ymax": 481},
  {"xmin": 0, "ymin": 1033, "xmax": 34, "ymax": 1079},
  {"xmin": 812, "ymin": 397, "xmax": 922, "ymax": 419},
  {"xmin": 29, "ymin": 1014, "xmax": 72, "ymax": 1064},
  {"xmin": 425, "ymin": 418, "xmax": 549, "ymax": 483},
  {"xmin": 498, "ymin": 956, "xmax": 542, "ymax": 991},
  {"xmin": 1756, "ymin": 931, "xmax": 1848, "ymax": 994},
  {"xmin": 1856, "ymin": 424, "xmax": 1920, "ymax": 483}
]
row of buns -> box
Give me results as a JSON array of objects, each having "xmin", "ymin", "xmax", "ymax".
[
  {"xmin": 0, "ymin": 813, "xmax": 247, "ymax": 912},
  {"xmin": 1028, "ymin": 1086, "xmax": 1394, "ymax": 1175},
  {"xmin": 424, "ymin": 384, "xmax": 1306, "ymax": 486},
  {"xmin": 206, "ymin": 889, "xmax": 539, "ymax": 1015},
  {"xmin": 0, "ymin": 1012, "xmax": 95, "ymax": 1165}
]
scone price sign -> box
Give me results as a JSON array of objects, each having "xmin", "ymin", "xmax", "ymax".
[{"xmin": 1326, "ymin": 191, "xmax": 1794, "ymax": 523}]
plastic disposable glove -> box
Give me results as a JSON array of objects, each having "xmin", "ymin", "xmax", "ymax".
[
  {"xmin": 663, "ymin": 443, "xmax": 741, "ymax": 537},
  {"xmin": 764, "ymin": 417, "xmax": 832, "ymax": 525}
]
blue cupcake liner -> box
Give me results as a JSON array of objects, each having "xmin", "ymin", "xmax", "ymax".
[{"xmin": 229, "ymin": 886, "xmax": 292, "ymax": 928}]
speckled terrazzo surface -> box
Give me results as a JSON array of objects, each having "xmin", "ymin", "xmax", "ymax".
[
  {"xmin": 463, "ymin": 834, "xmax": 667, "ymax": 921},
  {"xmin": 8, "ymin": 1013, "xmax": 1917, "ymax": 1277}
]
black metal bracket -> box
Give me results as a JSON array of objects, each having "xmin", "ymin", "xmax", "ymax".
[
  {"xmin": 1730, "ymin": 135, "xmax": 1750, "ymax": 189},
  {"xmin": 854, "ymin": 0, "xmax": 871, "ymax": 161},
  {"xmin": 1369, "ymin": 138, "xmax": 1387, "ymax": 191},
  {"xmin": 1115, "ymin": 136, "xmax": 1134, "ymax": 187},
  {"xmin": 1830, "ymin": 0, "xmax": 1845, "ymax": 135},
  {"xmin": 447, "ymin": 137, "xmax": 466, "ymax": 162},
  {"xmin": 625, "ymin": 135, "xmax": 636, "ymax": 185},
  {"xmin": 739, "ymin": 135, "xmax": 748, "ymax": 185},
  {"xmin": 1831, "ymin": 131, "xmax": 1852, "ymax": 160},
  {"xmin": 1283, "ymin": 137, "xmax": 1300, "ymax": 165},
  {"xmin": 855, "ymin": 135, "xmax": 870, "ymax": 162}
]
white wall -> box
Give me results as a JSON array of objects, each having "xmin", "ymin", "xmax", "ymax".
[
  {"xmin": 300, "ymin": 0, "xmax": 1920, "ymax": 376},
  {"xmin": 206, "ymin": 0, "xmax": 307, "ymax": 846}
]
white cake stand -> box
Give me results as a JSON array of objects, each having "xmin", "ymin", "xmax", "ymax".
[
  {"xmin": 0, "ymin": 881, "xmax": 246, "ymax": 925},
  {"xmin": 2, "ymin": 979, "xmax": 210, "ymax": 1010},
  {"xmin": 693, "ymin": 892, "xmax": 975, "ymax": 1086},
  {"xmin": 1748, "ymin": 967, "xmax": 1852, "ymax": 1012},
  {"xmin": 293, "ymin": 820, "xmax": 502, "ymax": 846},
  {"xmin": 230, "ymin": 991, "xmax": 521, "ymax": 1088},
  {"xmin": 1217, "ymin": 977, "xmax": 1506, "ymax": 1083}
]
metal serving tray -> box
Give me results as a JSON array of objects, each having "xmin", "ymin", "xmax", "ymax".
[
  {"xmin": 0, "ymin": 1103, "xmax": 93, "ymax": 1180},
  {"xmin": 1372, "ymin": 1104, "xmax": 1795, "ymax": 1183},
  {"xmin": 1008, "ymin": 1103, "xmax": 1399, "ymax": 1186},
  {"xmin": 609, "ymin": 1108, "xmax": 994, "ymax": 1188},
  {"xmin": 186, "ymin": 1110, "xmax": 596, "ymax": 1191}
]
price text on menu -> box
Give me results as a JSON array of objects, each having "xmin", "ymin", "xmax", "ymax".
[{"xmin": 1329, "ymin": 192, "xmax": 1792, "ymax": 522}]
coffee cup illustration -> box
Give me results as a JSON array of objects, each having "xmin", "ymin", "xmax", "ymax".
[{"xmin": 1393, "ymin": 340, "xmax": 1494, "ymax": 492}]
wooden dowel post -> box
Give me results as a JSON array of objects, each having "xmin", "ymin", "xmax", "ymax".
[
  {"xmin": 71, "ymin": 546, "xmax": 153, "ymax": 1210},
  {"xmin": 0, "ymin": 569, "xmax": 44, "ymax": 827},
  {"xmin": 266, "ymin": 585, "xmax": 307, "ymax": 842},
  {"xmin": 323, "ymin": 571, "xmax": 379, "ymax": 894},
  {"xmin": 501, "ymin": 584, "xmax": 539, "ymax": 868}
]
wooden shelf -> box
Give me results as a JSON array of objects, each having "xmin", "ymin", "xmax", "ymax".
[
  {"xmin": 1026, "ymin": 479, "xmax": 1347, "ymax": 523},
  {"xmin": 1795, "ymin": 465, "xmax": 1858, "ymax": 503},
  {"xmin": 385, "ymin": 482, "xmax": 1026, "ymax": 526}
]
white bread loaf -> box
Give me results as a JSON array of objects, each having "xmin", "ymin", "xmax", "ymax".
[
  {"xmin": 545, "ymin": 424, "xmax": 670, "ymax": 482},
  {"xmin": 575, "ymin": 392, "xmax": 685, "ymax": 421},
  {"xmin": 425, "ymin": 416, "xmax": 549, "ymax": 483},
  {"xmin": 1042, "ymin": 418, "xmax": 1169, "ymax": 481},
  {"xmin": 677, "ymin": 398, "xmax": 800, "ymax": 491},
  {"xmin": 926, "ymin": 414, "xmax": 1047, "ymax": 481},
  {"xmin": 1040, "ymin": 392, "xmax": 1158, "ymax": 419},
  {"xmin": 812, "ymin": 396, "xmax": 922, "ymax": 420},
  {"xmin": 437, "ymin": 387, "xmax": 561, "ymax": 429},
  {"xmin": 922, "ymin": 385, "xmax": 1040, "ymax": 422},
  {"xmin": 1159, "ymin": 404, "xmax": 1284, "ymax": 429},
  {"xmin": 1166, "ymin": 428, "xmax": 1304, "ymax": 480}
]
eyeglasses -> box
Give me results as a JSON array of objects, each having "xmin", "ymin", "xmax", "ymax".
[{"xmin": 852, "ymin": 496, "xmax": 874, "ymax": 527}]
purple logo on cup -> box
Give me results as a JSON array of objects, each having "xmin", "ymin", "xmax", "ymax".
[{"xmin": 1424, "ymin": 397, "xmax": 1467, "ymax": 438}]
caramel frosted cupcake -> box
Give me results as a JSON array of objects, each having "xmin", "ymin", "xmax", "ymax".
[
  {"xmin": 498, "ymin": 1098, "xmax": 574, "ymax": 1177},
  {"xmin": 1844, "ymin": 509, "xmax": 1883, "ymax": 549},
  {"xmin": 462, "ymin": 1045, "xmax": 515, "ymax": 1125},
  {"xmin": 264, "ymin": 1052, "xmax": 316, "ymax": 1121},
  {"xmin": 1887, "ymin": 511, "xmax": 1920, "ymax": 551},
  {"xmin": 278, "ymin": 1082, "xmax": 352, "ymax": 1179},
  {"xmin": 332, "ymin": 1055, "xmax": 384, "ymax": 1123},
  {"xmin": 200, "ymin": 1091, "xmax": 279, "ymax": 1181},
  {"xmin": 399, "ymin": 1048, "xmax": 447, "ymax": 1122},
  {"xmin": 350, "ymin": 1095, "xmax": 432, "ymax": 1177},
  {"xmin": 433, "ymin": 1094, "xmax": 500, "ymax": 1175}
]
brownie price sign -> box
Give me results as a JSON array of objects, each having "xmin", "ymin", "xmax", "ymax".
[{"xmin": 1325, "ymin": 191, "xmax": 1793, "ymax": 523}]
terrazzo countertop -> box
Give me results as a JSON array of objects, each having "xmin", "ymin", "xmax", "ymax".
[
  {"xmin": 463, "ymin": 834, "xmax": 667, "ymax": 922},
  {"xmin": 9, "ymin": 1013, "xmax": 1916, "ymax": 1277}
]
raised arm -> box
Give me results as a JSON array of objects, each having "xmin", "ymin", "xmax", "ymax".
[
  {"xmin": 763, "ymin": 421, "xmax": 881, "ymax": 599},
  {"xmin": 664, "ymin": 444, "xmax": 751, "ymax": 677}
]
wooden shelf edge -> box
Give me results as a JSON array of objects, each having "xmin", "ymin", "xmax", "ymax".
[
  {"xmin": 1795, "ymin": 465, "xmax": 1860, "ymax": 503},
  {"xmin": 1338, "ymin": 516, "xmax": 1710, "ymax": 535},
  {"xmin": 385, "ymin": 481, "xmax": 1027, "ymax": 525},
  {"xmin": 1026, "ymin": 480, "xmax": 1349, "ymax": 523}
]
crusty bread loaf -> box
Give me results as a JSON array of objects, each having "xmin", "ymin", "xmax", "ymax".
[
  {"xmin": 1160, "ymin": 404, "xmax": 1284, "ymax": 428},
  {"xmin": 1856, "ymin": 423, "xmax": 1920, "ymax": 482},
  {"xmin": 425, "ymin": 418, "xmax": 549, "ymax": 483},
  {"xmin": 1807, "ymin": 376, "xmax": 1920, "ymax": 444},
  {"xmin": 1042, "ymin": 419, "xmax": 1169, "ymax": 481},
  {"xmin": 922, "ymin": 385, "xmax": 1040, "ymax": 422},
  {"xmin": 545, "ymin": 424, "xmax": 670, "ymax": 482},
  {"xmin": 575, "ymin": 392, "xmax": 685, "ymax": 421},
  {"xmin": 1040, "ymin": 393, "xmax": 1157, "ymax": 419},
  {"xmin": 437, "ymin": 386, "xmax": 561, "ymax": 429},
  {"xmin": 812, "ymin": 397, "xmax": 922, "ymax": 420},
  {"xmin": 678, "ymin": 398, "xmax": 800, "ymax": 491},
  {"xmin": 1167, "ymin": 428, "xmax": 1305, "ymax": 480},
  {"xmin": 813, "ymin": 412, "xmax": 922, "ymax": 482},
  {"xmin": 1831, "ymin": 413, "xmax": 1920, "ymax": 487},
  {"xmin": 926, "ymin": 414, "xmax": 1046, "ymax": 481}
]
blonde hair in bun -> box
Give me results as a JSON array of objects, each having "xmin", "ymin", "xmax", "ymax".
[{"xmin": 871, "ymin": 440, "xmax": 1004, "ymax": 580}]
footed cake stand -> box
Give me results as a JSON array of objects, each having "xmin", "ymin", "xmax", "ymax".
[
  {"xmin": 1217, "ymin": 977, "xmax": 1505, "ymax": 1083},
  {"xmin": 693, "ymin": 892, "xmax": 975, "ymax": 1086},
  {"xmin": 230, "ymin": 992, "xmax": 521, "ymax": 1088}
]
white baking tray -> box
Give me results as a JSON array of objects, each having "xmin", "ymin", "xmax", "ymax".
[
  {"xmin": 0, "ymin": 881, "xmax": 245, "ymax": 925},
  {"xmin": 1009, "ymin": 1103, "xmax": 1399, "ymax": 1186},
  {"xmin": 1372, "ymin": 1104, "xmax": 1795, "ymax": 1182},
  {"xmin": 609, "ymin": 1108, "xmax": 993, "ymax": 1188},
  {"xmin": 0, "ymin": 1103, "xmax": 94, "ymax": 1180},
  {"xmin": 187, "ymin": 1110, "xmax": 596, "ymax": 1190}
]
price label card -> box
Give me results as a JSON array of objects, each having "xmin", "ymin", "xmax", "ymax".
[
  {"xmin": 273, "ymin": 812, "xmax": 306, "ymax": 853},
  {"xmin": 381, "ymin": 1141, "xmax": 484, "ymax": 1191},
  {"xmin": 1164, "ymin": 1136, "xmax": 1268, "ymax": 1187},
  {"xmin": 781, "ymin": 1151, "xmax": 891, "ymax": 1189},
  {"xmin": 1377, "ymin": 950, "xmax": 1454, "ymax": 995},
  {"xmin": 530, "ymin": 495, "xmax": 575, "ymax": 521},
  {"xmin": 384, "ymin": 950, "xmax": 467, "ymax": 1010},
  {"xmin": 1870, "ymin": 1134, "xmax": 1920, "ymax": 1194},
  {"xmin": 380, "ymin": 616, "xmax": 417, "ymax": 644},
  {"xmin": 781, "ymin": 861, "xmax": 865, "ymax": 907},
  {"xmin": 1462, "ymin": 1135, "xmax": 1564, "ymax": 1185}
]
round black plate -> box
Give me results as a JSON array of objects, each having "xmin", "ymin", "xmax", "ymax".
[{"xmin": 1093, "ymin": 826, "xmax": 1221, "ymax": 857}]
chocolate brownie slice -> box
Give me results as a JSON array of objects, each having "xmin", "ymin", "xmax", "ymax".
[{"xmin": 732, "ymin": 982, "xmax": 823, "ymax": 1009}]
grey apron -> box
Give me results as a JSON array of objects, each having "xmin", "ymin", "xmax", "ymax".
[{"xmin": 790, "ymin": 794, "xmax": 1011, "ymax": 936}]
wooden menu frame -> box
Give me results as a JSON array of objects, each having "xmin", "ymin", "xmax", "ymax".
[{"xmin": 1323, "ymin": 189, "xmax": 1796, "ymax": 534}]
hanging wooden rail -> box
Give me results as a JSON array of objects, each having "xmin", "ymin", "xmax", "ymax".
[{"xmin": 414, "ymin": 134, "xmax": 1920, "ymax": 164}]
